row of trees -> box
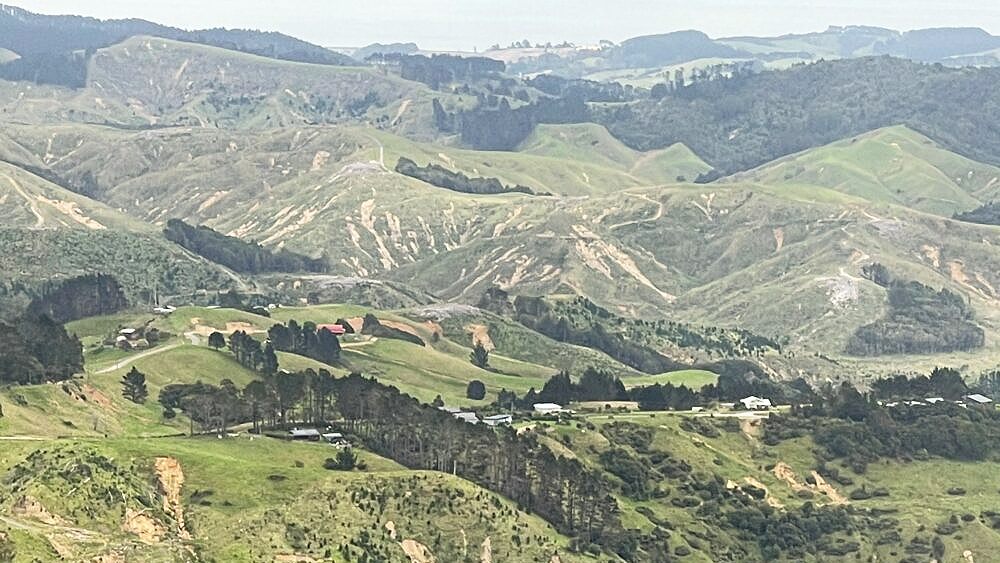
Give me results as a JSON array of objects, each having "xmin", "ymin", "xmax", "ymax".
[
  {"xmin": 492, "ymin": 367, "xmax": 814, "ymax": 412},
  {"xmin": 395, "ymin": 157, "xmax": 535, "ymax": 195},
  {"xmin": 160, "ymin": 368, "xmax": 340, "ymax": 434},
  {"xmin": 157, "ymin": 370, "xmax": 633, "ymax": 557}
]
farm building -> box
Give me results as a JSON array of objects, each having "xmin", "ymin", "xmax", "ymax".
[
  {"xmin": 739, "ymin": 396, "xmax": 772, "ymax": 410},
  {"xmin": 288, "ymin": 428, "xmax": 322, "ymax": 441},
  {"xmin": 483, "ymin": 414, "xmax": 513, "ymax": 426},
  {"xmin": 964, "ymin": 394, "xmax": 993, "ymax": 405},
  {"xmin": 453, "ymin": 412, "xmax": 480, "ymax": 424},
  {"xmin": 316, "ymin": 323, "xmax": 347, "ymax": 335},
  {"xmin": 533, "ymin": 403, "xmax": 566, "ymax": 415}
]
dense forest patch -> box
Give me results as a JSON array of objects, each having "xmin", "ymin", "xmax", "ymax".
[
  {"xmin": 0, "ymin": 314, "xmax": 83, "ymax": 385},
  {"xmin": 395, "ymin": 157, "xmax": 536, "ymax": 195},
  {"xmin": 954, "ymin": 201, "xmax": 1000, "ymax": 225},
  {"xmin": 847, "ymin": 271, "xmax": 983, "ymax": 355},
  {"xmin": 164, "ymin": 219, "xmax": 327, "ymax": 274}
]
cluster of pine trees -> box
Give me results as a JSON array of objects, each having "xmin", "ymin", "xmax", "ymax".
[
  {"xmin": 267, "ymin": 320, "xmax": 342, "ymax": 365},
  {"xmin": 0, "ymin": 314, "xmax": 82, "ymax": 385},
  {"xmin": 370, "ymin": 53, "xmax": 504, "ymax": 89},
  {"xmin": 954, "ymin": 201, "xmax": 1000, "ymax": 225},
  {"xmin": 527, "ymin": 74, "xmax": 640, "ymax": 103},
  {"xmin": 228, "ymin": 331, "xmax": 279, "ymax": 375},
  {"xmin": 435, "ymin": 96, "xmax": 589, "ymax": 150},
  {"xmin": 25, "ymin": 273, "xmax": 129, "ymax": 323},
  {"xmin": 164, "ymin": 219, "xmax": 327, "ymax": 274},
  {"xmin": 395, "ymin": 157, "xmax": 534, "ymax": 195},
  {"xmin": 847, "ymin": 278, "xmax": 983, "ymax": 355},
  {"xmin": 161, "ymin": 368, "xmax": 339, "ymax": 434},
  {"xmin": 0, "ymin": 50, "xmax": 90, "ymax": 87}
]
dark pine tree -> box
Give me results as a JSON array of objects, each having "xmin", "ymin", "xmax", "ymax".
[
  {"xmin": 470, "ymin": 343, "xmax": 490, "ymax": 369},
  {"xmin": 121, "ymin": 366, "xmax": 148, "ymax": 404}
]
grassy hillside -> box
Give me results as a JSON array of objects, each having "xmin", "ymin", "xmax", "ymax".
[
  {"xmin": 0, "ymin": 227, "xmax": 239, "ymax": 312},
  {"xmin": 536, "ymin": 411, "xmax": 1000, "ymax": 562},
  {"xmin": 0, "ymin": 35, "xmax": 446, "ymax": 136},
  {"xmin": 0, "ymin": 437, "xmax": 592, "ymax": 563},
  {"xmin": 6, "ymin": 114, "xmax": 1000, "ymax": 380},
  {"xmin": 0, "ymin": 162, "xmax": 240, "ymax": 308},
  {"xmin": 518, "ymin": 123, "xmax": 712, "ymax": 184},
  {"xmin": 0, "ymin": 161, "xmax": 150, "ymax": 231},
  {"xmin": 725, "ymin": 125, "xmax": 1000, "ymax": 216}
]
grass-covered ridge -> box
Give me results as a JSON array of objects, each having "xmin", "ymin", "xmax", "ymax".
[
  {"xmin": 724, "ymin": 125, "xmax": 1000, "ymax": 216},
  {"xmin": 0, "ymin": 437, "xmax": 593, "ymax": 563}
]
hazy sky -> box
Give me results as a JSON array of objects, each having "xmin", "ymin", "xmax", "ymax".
[{"xmin": 11, "ymin": 1, "xmax": 1000, "ymax": 51}]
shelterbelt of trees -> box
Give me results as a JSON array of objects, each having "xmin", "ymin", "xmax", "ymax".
[
  {"xmin": 164, "ymin": 219, "xmax": 328, "ymax": 274},
  {"xmin": 395, "ymin": 157, "xmax": 536, "ymax": 195}
]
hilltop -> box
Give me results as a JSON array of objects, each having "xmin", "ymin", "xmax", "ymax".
[
  {"xmin": 0, "ymin": 35, "xmax": 444, "ymax": 135},
  {"xmin": 724, "ymin": 125, "xmax": 1000, "ymax": 217}
]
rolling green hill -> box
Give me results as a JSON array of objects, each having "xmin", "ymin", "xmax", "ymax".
[
  {"xmin": 0, "ymin": 163, "xmax": 239, "ymax": 312},
  {"xmin": 517, "ymin": 123, "xmax": 712, "ymax": 183},
  {"xmin": 0, "ymin": 160, "xmax": 149, "ymax": 231},
  {"xmin": 0, "ymin": 437, "xmax": 592, "ymax": 563},
  {"xmin": 8, "ymin": 11, "xmax": 1000, "ymax": 563},
  {"xmin": 724, "ymin": 125, "xmax": 1000, "ymax": 216},
  {"xmin": 0, "ymin": 35, "xmax": 449, "ymax": 136},
  {"xmin": 5, "ymin": 115, "xmax": 1000, "ymax": 379}
]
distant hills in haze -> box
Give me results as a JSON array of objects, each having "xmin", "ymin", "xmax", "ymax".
[
  {"xmin": 0, "ymin": 3, "xmax": 354, "ymax": 86},
  {"xmin": 496, "ymin": 26, "xmax": 1000, "ymax": 80}
]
